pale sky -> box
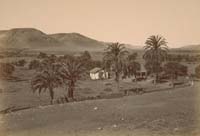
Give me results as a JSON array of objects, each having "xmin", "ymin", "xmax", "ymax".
[{"xmin": 0, "ymin": 0, "xmax": 199, "ymax": 47}]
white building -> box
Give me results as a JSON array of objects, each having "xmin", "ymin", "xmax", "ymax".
[{"xmin": 90, "ymin": 67, "xmax": 109, "ymax": 80}]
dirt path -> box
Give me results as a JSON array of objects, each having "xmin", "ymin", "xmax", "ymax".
[{"xmin": 0, "ymin": 84, "xmax": 200, "ymax": 136}]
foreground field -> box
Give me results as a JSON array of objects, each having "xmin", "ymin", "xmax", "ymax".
[{"xmin": 0, "ymin": 83, "xmax": 199, "ymax": 136}]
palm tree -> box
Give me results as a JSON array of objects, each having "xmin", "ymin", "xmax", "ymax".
[
  {"xmin": 31, "ymin": 62, "xmax": 63, "ymax": 104},
  {"xmin": 143, "ymin": 35, "xmax": 168, "ymax": 83},
  {"xmin": 103, "ymin": 42, "xmax": 128, "ymax": 88},
  {"xmin": 60, "ymin": 57, "xmax": 86, "ymax": 99}
]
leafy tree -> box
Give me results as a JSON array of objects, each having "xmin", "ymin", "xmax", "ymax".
[
  {"xmin": 163, "ymin": 62, "xmax": 188, "ymax": 86},
  {"xmin": 37, "ymin": 52, "xmax": 48, "ymax": 59},
  {"xmin": 31, "ymin": 61, "xmax": 63, "ymax": 104},
  {"xmin": 123, "ymin": 61, "xmax": 140, "ymax": 78},
  {"xmin": 143, "ymin": 35, "xmax": 168, "ymax": 83},
  {"xmin": 90, "ymin": 60, "xmax": 102, "ymax": 68},
  {"xmin": 17, "ymin": 59, "xmax": 27, "ymax": 67},
  {"xmin": 81, "ymin": 51, "xmax": 92, "ymax": 61},
  {"xmin": 144, "ymin": 61, "xmax": 162, "ymax": 75},
  {"xmin": 77, "ymin": 51, "xmax": 93, "ymax": 70},
  {"xmin": 0, "ymin": 63, "xmax": 15, "ymax": 78},
  {"xmin": 48, "ymin": 54, "xmax": 57, "ymax": 63},
  {"xmin": 103, "ymin": 42, "xmax": 128, "ymax": 89},
  {"xmin": 60, "ymin": 56, "xmax": 86, "ymax": 99},
  {"xmin": 128, "ymin": 52, "xmax": 137, "ymax": 61},
  {"xmin": 195, "ymin": 64, "xmax": 200, "ymax": 78},
  {"xmin": 123, "ymin": 53, "xmax": 140, "ymax": 78},
  {"xmin": 29, "ymin": 59, "xmax": 41, "ymax": 70}
]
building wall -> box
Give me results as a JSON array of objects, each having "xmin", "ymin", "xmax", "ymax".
[
  {"xmin": 90, "ymin": 73, "xmax": 99, "ymax": 80},
  {"xmin": 90, "ymin": 71, "xmax": 109, "ymax": 80}
]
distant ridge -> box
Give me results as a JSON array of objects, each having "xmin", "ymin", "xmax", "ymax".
[
  {"xmin": 0, "ymin": 28, "xmax": 61, "ymax": 49},
  {"xmin": 49, "ymin": 33, "xmax": 107, "ymax": 51},
  {"xmin": 178, "ymin": 44, "xmax": 200, "ymax": 50},
  {"xmin": 0, "ymin": 28, "xmax": 143, "ymax": 52}
]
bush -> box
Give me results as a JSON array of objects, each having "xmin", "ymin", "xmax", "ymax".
[
  {"xmin": 29, "ymin": 59, "xmax": 40, "ymax": 70},
  {"xmin": 103, "ymin": 88, "xmax": 113, "ymax": 92},
  {"xmin": 0, "ymin": 63, "xmax": 15, "ymax": 78},
  {"xmin": 163, "ymin": 62, "xmax": 188, "ymax": 79},
  {"xmin": 37, "ymin": 52, "xmax": 47, "ymax": 59},
  {"xmin": 12, "ymin": 59, "xmax": 27, "ymax": 67},
  {"xmin": 17, "ymin": 59, "xmax": 27, "ymax": 67},
  {"xmin": 195, "ymin": 65, "xmax": 200, "ymax": 78}
]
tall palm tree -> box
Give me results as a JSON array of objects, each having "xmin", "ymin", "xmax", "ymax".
[
  {"xmin": 31, "ymin": 62, "xmax": 63, "ymax": 104},
  {"xmin": 103, "ymin": 42, "xmax": 128, "ymax": 87},
  {"xmin": 143, "ymin": 35, "xmax": 168, "ymax": 83},
  {"xmin": 60, "ymin": 57, "xmax": 86, "ymax": 99}
]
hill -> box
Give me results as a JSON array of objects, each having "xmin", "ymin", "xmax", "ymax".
[
  {"xmin": 0, "ymin": 28, "xmax": 107, "ymax": 52},
  {"xmin": 178, "ymin": 44, "xmax": 200, "ymax": 50},
  {"xmin": 0, "ymin": 28, "xmax": 142, "ymax": 53},
  {"xmin": 49, "ymin": 33, "xmax": 107, "ymax": 51},
  {"xmin": 0, "ymin": 28, "xmax": 61, "ymax": 50}
]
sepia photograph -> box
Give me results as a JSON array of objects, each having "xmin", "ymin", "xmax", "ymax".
[{"xmin": 0, "ymin": 0, "xmax": 200, "ymax": 136}]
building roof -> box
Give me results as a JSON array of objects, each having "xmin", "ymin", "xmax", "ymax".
[{"xmin": 90, "ymin": 67, "xmax": 102, "ymax": 73}]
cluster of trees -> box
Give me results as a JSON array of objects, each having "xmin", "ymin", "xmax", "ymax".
[
  {"xmin": 142, "ymin": 35, "xmax": 191, "ymax": 84},
  {"xmin": 30, "ymin": 51, "xmax": 103, "ymax": 104},
  {"xmin": 103, "ymin": 43, "xmax": 140, "ymax": 82},
  {"xmin": 166, "ymin": 54, "xmax": 200, "ymax": 62},
  {"xmin": 12, "ymin": 59, "xmax": 27, "ymax": 67},
  {"xmin": 31, "ymin": 54, "xmax": 87, "ymax": 104},
  {"xmin": 30, "ymin": 35, "xmax": 199, "ymax": 103},
  {"xmin": 163, "ymin": 62, "xmax": 188, "ymax": 83},
  {"xmin": 30, "ymin": 46, "xmax": 141, "ymax": 103}
]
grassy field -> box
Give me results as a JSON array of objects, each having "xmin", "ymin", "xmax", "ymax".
[{"xmin": 0, "ymin": 82, "xmax": 199, "ymax": 136}]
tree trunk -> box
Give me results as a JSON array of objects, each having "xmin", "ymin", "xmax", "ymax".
[
  {"xmin": 155, "ymin": 49, "xmax": 159, "ymax": 84},
  {"xmin": 115, "ymin": 71, "xmax": 119, "ymax": 82},
  {"xmin": 49, "ymin": 87, "xmax": 54, "ymax": 105},
  {"xmin": 68, "ymin": 80, "xmax": 75, "ymax": 99},
  {"xmin": 156, "ymin": 72, "xmax": 159, "ymax": 84},
  {"xmin": 115, "ymin": 71, "xmax": 120, "ymax": 91},
  {"xmin": 171, "ymin": 74, "xmax": 175, "ymax": 88}
]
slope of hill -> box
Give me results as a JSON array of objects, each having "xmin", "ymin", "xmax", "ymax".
[
  {"xmin": 0, "ymin": 28, "xmax": 61, "ymax": 49},
  {"xmin": 49, "ymin": 33, "xmax": 107, "ymax": 51},
  {"xmin": 123, "ymin": 44, "xmax": 142, "ymax": 50},
  {"xmin": 179, "ymin": 44, "xmax": 200, "ymax": 50},
  {"xmin": 0, "ymin": 28, "xmax": 142, "ymax": 52}
]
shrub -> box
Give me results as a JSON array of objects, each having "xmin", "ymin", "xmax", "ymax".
[
  {"xmin": 0, "ymin": 63, "xmax": 15, "ymax": 78},
  {"xmin": 37, "ymin": 52, "xmax": 47, "ymax": 59},
  {"xmin": 12, "ymin": 59, "xmax": 27, "ymax": 67},
  {"xmin": 29, "ymin": 59, "xmax": 40, "ymax": 70},
  {"xmin": 163, "ymin": 62, "xmax": 188, "ymax": 79},
  {"xmin": 195, "ymin": 65, "xmax": 200, "ymax": 78},
  {"xmin": 103, "ymin": 87, "xmax": 113, "ymax": 92},
  {"xmin": 17, "ymin": 59, "xmax": 27, "ymax": 67}
]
